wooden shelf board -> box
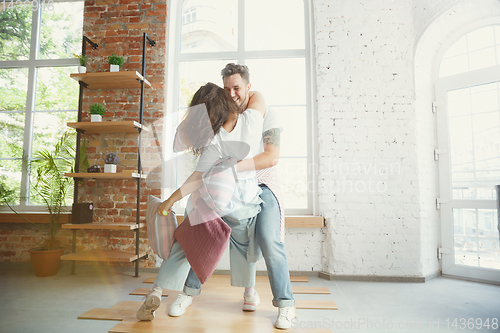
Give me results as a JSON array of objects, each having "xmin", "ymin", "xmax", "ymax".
[
  {"xmin": 65, "ymin": 172, "xmax": 146, "ymax": 179},
  {"xmin": 295, "ymin": 299, "xmax": 338, "ymax": 310},
  {"xmin": 67, "ymin": 121, "xmax": 149, "ymax": 133},
  {"xmin": 130, "ymin": 288, "xmax": 169, "ymax": 297},
  {"xmin": 290, "ymin": 275, "xmax": 309, "ymax": 282},
  {"xmin": 61, "ymin": 250, "xmax": 146, "ymax": 262},
  {"xmin": 292, "ymin": 286, "xmax": 331, "ymax": 294},
  {"xmin": 62, "ymin": 222, "xmax": 144, "ymax": 230},
  {"xmin": 70, "ymin": 71, "xmax": 151, "ymax": 89}
]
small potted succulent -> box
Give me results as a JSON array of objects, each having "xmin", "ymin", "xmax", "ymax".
[
  {"xmin": 89, "ymin": 103, "xmax": 105, "ymax": 122},
  {"xmin": 108, "ymin": 53, "xmax": 124, "ymax": 72},
  {"xmin": 104, "ymin": 152, "xmax": 119, "ymax": 173},
  {"xmin": 74, "ymin": 53, "xmax": 88, "ymax": 73}
]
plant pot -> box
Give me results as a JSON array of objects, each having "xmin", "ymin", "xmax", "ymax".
[
  {"xmin": 29, "ymin": 248, "xmax": 64, "ymax": 277},
  {"xmin": 78, "ymin": 66, "xmax": 87, "ymax": 73},
  {"xmin": 110, "ymin": 64, "xmax": 119, "ymax": 72},
  {"xmin": 104, "ymin": 164, "xmax": 117, "ymax": 173},
  {"xmin": 91, "ymin": 114, "xmax": 102, "ymax": 122}
]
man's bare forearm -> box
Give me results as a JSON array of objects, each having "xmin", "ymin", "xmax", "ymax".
[{"xmin": 237, "ymin": 128, "xmax": 280, "ymax": 172}]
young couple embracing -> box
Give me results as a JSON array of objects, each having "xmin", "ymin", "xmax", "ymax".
[{"xmin": 137, "ymin": 63, "xmax": 295, "ymax": 330}]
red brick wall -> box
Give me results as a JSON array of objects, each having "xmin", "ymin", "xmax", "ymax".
[{"xmin": 0, "ymin": 0, "xmax": 167, "ymax": 267}]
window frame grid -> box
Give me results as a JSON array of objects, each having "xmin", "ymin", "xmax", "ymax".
[
  {"xmin": 0, "ymin": 2, "xmax": 80, "ymax": 212},
  {"xmin": 165, "ymin": 0, "xmax": 317, "ymax": 215}
]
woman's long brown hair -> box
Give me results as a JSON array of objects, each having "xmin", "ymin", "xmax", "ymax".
[{"xmin": 178, "ymin": 82, "xmax": 241, "ymax": 156}]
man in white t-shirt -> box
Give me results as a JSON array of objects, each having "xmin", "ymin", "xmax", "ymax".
[{"xmin": 220, "ymin": 63, "xmax": 295, "ymax": 330}]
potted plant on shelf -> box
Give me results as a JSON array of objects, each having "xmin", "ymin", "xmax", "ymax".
[
  {"xmin": 74, "ymin": 53, "xmax": 88, "ymax": 73},
  {"xmin": 108, "ymin": 53, "xmax": 124, "ymax": 72},
  {"xmin": 0, "ymin": 131, "xmax": 76, "ymax": 277},
  {"xmin": 89, "ymin": 103, "xmax": 105, "ymax": 122},
  {"xmin": 104, "ymin": 152, "xmax": 119, "ymax": 173}
]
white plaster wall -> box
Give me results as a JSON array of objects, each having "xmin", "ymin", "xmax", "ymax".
[
  {"xmin": 413, "ymin": 0, "xmax": 466, "ymax": 42},
  {"xmin": 314, "ymin": 0, "xmax": 422, "ymax": 277},
  {"xmin": 216, "ymin": 0, "xmax": 500, "ymax": 277}
]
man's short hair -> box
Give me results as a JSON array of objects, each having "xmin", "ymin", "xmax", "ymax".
[{"xmin": 221, "ymin": 63, "xmax": 250, "ymax": 83}]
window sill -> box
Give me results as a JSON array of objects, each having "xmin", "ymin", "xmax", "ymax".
[
  {"xmin": 175, "ymin": 214, "xmax": 324, "ymax": 228},
  {"xmin": 0, "ymin": 213, "xmax": 324, "ymax": 228},
  {"xmin": 0, "ymin": 212, "xmax": 72, "ymax": 224}
]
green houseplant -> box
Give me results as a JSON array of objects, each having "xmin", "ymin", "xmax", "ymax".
[
  {"xmin": 74, "ymin": 53, "xmax": 88, "ymax": 73},
  {"xmin": 89, "ymin": 103, "xmax": 105, "ymax": 122},
  {"xmin": 0, "ymin": 131, "xmax": 76, "ymax": 276},
  {"xmin": 108, "ymin": 53, "xmax": 124, "ymax": 72},
  {"xmin": 103, "ymin": 152, "xmax": 119, "ymax": 173}
]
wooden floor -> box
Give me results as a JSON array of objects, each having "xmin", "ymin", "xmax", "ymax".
[{"xmin": 77, "ymin": 275, "xmax": 336, "ymax": 333}]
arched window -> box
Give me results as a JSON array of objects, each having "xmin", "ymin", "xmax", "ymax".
[
  {"xmin": 436, "ymin": 25, "xmax": 500, "ymax": 272},
  {"xmin": 165, "ymin": 0, "xmax": 316, "ymax": 214}
]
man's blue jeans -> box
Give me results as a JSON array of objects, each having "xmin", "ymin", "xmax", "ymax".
[
  {"xmin": 154, "ymin": 185, "xmax": 295, "ymax": 307},
  {"xmin": 256, "ymin": 185, "xmax": 295, "ymax": 308}
]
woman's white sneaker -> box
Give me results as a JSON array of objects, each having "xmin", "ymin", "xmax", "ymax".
[
  {"xmin": 168, "ymin": 292, "xmax": 193, "ymax": 317},
  {"xmin": 242, "ymin": 291, "xmax": 260, "ymax": 311},
  {"xmin": 136, "ymin": 287, "xmax": 162, "ymax": 321},
  {"xmin": 275, "ymin": 306, "xmax": 296, "ymax": 329}
]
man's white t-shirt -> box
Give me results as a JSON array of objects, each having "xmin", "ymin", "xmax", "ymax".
[{"xmin": 194, "ymin": 108, "xmax": 264, "ymax": 219}]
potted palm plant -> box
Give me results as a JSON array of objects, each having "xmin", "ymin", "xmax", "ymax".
[
  {"xmin": 0, "ymin": 131, "xmax": 76, "ymax": 277},
  {"xmin": 108, "ymin": 53, "xmax": 124, "ymax": 72}
]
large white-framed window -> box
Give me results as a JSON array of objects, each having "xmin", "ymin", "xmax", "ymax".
[
  {"xmin": 435, "ymin": 22, "xmax": 500, "ymax": 282},
  {"xmin": 164, "ymin": 0, "xmax": 317, "ymax": 215},
  {"xmin": 0, "ymin": 1, "xmax": 84, "ymax": 211}
]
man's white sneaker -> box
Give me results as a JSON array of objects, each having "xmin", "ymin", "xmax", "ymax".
[
  {"xmin": 136, "ymin": 287, "xmax": 162, "ymax": 321},
  {"xmin": 242, "ymin": 291, "xmax": 260, "ymax": 311},
  {"xmin": 168, "ymin": 292, "xmax": 193, "ymax": 317},
  {"xmin": 275, "ymin": 306, "xmax": 296, "ymax": 329}
]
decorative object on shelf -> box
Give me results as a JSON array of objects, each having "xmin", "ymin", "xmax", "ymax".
[
  {"xmin": 74, "ymin": 53, "xmax": 88, "ymax": 73},
  {"xmin": 89, "ymin": 103, "xmax": 105, "ymax": 122},
  {"xmin": 108, "ymin": 53, "xmax": 124, "ymax": 72},
  {"xmin": 104, "ymin": 152, "xmax": 119, "ymax": 173},
  {"xmin": 71, "ymin": 202, "xmax": 94, "ymax": 224},
  {"xmin": 0, "ymin": 131, "xmax": 76, "ymax": 277},
  {"xmin": 87, "ymin": 165, "xmax": 101, "ymax": 173}
]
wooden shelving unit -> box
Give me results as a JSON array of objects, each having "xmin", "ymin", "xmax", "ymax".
[
  {"xmin": 64, "ymin": 34, "xmax": 155, "ymax": 275},
  {"xmin": 66, "ymin": 120, "xmax": 149, "ymax": 133}
]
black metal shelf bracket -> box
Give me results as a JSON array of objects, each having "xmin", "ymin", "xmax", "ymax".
[
  {"xmin": 72, "ymin": 36, "xmax": 98, "ymax": 276},
  {"xmin": 135, "ymin": 32, "xmax": 155, "ymax": 278}
]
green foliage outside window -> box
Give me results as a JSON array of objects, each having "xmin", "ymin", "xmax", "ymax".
[{"xmin": 0, "ymin": 4, "xmax": 82, "ymax": 207}]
